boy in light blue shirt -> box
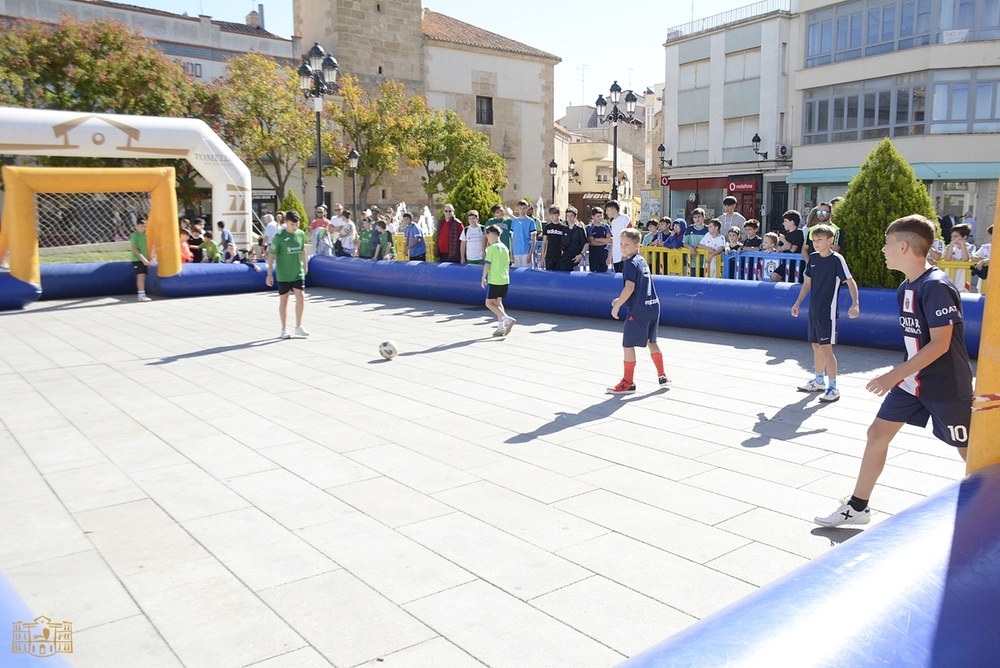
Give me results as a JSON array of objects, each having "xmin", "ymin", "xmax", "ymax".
[{"xmin": 510, "ymin": 199, "xmax": 536, "ymax": 269}]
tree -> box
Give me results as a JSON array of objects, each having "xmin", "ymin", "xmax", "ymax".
[
  {"xmin": 279, "ymin": 190, "xmax": 310, "ymax": 232},
  {"xmin": 325, "ymin": 75, "xmax": 424, "ymax": 208},
  {"xmin": 210, "ymin": 54, "xmax": 321, "ymax": 203},
  {"xmin": 836, "ymin": 138, "xmax": 937, "ymax": 288},
  {"xmin": 447, "ymin": 167, "xmax": 501, "ymax": 223},
  {"xmin": 407, "ymin": 106, "xmax": 507, "ymax": 203}
]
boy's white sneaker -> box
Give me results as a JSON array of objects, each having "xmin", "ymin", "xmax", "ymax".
[
  {"xmin": 280, "ymin": 328, "xmax": 290, "ymax": 339},
  {"xmin": 798, "ymin": 378, "xmax": 826, "ymax": 392},
  {"xmin": 814, "ymin": 501, "xmax": 870, "ymax": 527},
  {"xmin": 294, "ymin": 326, "xmax": 310, "ymax": 337},
  {"xmin": 137, "ymin": 294, "xmax": 151, "ymax": 302},
  {"xmin": 819, "ymin": 386, "xmax": 841, "ymax": 402},
  {"xmin": 502, "ymin": 317, "xmax": 516, "ymax": 336}
]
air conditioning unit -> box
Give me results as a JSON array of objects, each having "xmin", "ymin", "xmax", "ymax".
[{"xmin": 775, "ymin": 144, "xmax": 792, "ymax": 159}]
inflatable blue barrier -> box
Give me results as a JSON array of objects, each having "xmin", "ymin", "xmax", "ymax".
[
  {"xmin": 38, "ymin": 262, "xmax": 135, "ymax": 300},
  {"xmin": 0, "ymin": 273, "xmax": 42, "ymax": 310},
  {"xmin": 145, "ymin": 261, "xmax": 272, "ymax": 298},
  {"xmin": 618, "ymin": 463, "xmax": 1000, "ymax": 668},
  {"xmin": 0, "ymin": 573, "xmax": 74, "ymax": 667},
  {"xmin": 306, "ymin": 257, "xmax": 985, "ymax": 357}
]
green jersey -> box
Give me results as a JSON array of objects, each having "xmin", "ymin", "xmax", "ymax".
[
  {"xmin": 486, "ymin": 217, "xmax": 513, "ymax": 253},
  {"xmin": 202, "ymin": 240, "xmax": 219, "ymax": 262},
  {"xmin": 270, "ymin": 228, "xmax": 306, "ymax": 282},
  {"xmin": 129, "ymin": 231, "xmax": 147, "ymax": 262},
  {"xmin": 485, "ymin": 241, "xmax": 510, "ymax": 285},
  {"xmin": 358, "ymin": 227, "xmax": 373, "ymax": 258}
]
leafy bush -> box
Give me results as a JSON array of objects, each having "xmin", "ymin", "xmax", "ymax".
[
  {"xmin": 446, "ymin": 167, "xmax": 501, "ymax": 224},
  {"xmin": 278, "ymin": 190, "xmax": 310, "ymax": 232}
]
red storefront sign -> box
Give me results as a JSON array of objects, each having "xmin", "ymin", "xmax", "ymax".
[
  {"xmin": 659, "ymin": 176, "xmax": 669, "ymax": 187},
  {"xmin": 728, "ymin": 180, "xmax": 757, "ymax": 193}
]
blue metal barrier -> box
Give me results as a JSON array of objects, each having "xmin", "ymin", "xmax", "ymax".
[{"xmin": 723, "ymin": 251, "xmax": 807, "ymax": 282}]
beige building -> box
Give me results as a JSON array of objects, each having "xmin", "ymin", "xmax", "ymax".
[
  {"xmin": 293, "ymin": 1, "xmax": 561, "ymax": 210},
  {"xmin": 567, "ymin": 137, "xmax": 639, "ymax": 220}
]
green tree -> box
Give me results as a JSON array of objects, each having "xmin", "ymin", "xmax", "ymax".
[
  {"xmin": 210, "ymin": 54, "xmax": 321, "ymax": 203},
  {"xmin": 279, "ymin": 190, "xmax": 310, "ymax": 232},
  {"xmin": 408, "ymin": 106, "xmax": 507, "ymax": 204},
  {"xmin": 836, "ymin": 138, "xmax": 937, "ymax": 288},
  {"xmin": 447, "ymin": 167, "xmax": 501, "ymax": 223},
  {"xmin": 325, "ymin": 75, "xmax": 424, "ymax": 208}
]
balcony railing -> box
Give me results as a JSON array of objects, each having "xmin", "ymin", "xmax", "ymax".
[{"xmin": 666, "ymin": 0, "xmax": 792, "ymax": 42}]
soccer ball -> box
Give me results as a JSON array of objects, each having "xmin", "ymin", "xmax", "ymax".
[{"xmin": 379, "ymin": 340, "xmax": 398, "ymax": 360}]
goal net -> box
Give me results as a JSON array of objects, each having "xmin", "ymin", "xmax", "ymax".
[{"xmin": 35, "ymin": 191, "xmax": 152, "ymax": 264}]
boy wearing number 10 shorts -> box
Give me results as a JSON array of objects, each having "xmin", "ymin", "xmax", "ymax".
[{"xmin": 815, "ymin": 215, "xmax": 973, "ymax": 527}]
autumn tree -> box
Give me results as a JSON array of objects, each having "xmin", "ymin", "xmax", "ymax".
[
  {"xmin": 325, "ymin": 75, "xmax": 424, "ymax": 208},
  {"xmin": 408, "ymin": 106, "xmax": 507, "ymax": 203},
  {"xmin": 208, "ymin": 53, "xmax": 326, "ymax": 203}
]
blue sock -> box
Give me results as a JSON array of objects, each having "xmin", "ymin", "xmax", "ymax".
[
  {"xmin": 829, "ymin": 378, "xmax": 837, "ymax": 390},
  {"xmin": 814, "ymin": 373, "xmax": 825, "ymax": 384}
]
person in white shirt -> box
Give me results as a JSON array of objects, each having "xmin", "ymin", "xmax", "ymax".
[
  {"xmin": 698, "ymin": 218, "xmax": 727, "ymax": 277},
  {"xmin": 460, "ymin": 210, "xmax": 486, "ymax": 264},
  {"xmin": 339, "ymin": 210, "xmax": 357, "ymax": 257},
  {"xmin": 718, "ymin": 196, "xmax": 747, "ymax": 239},
  {"xmin": 605, "ymin": 199, "xmax": 631, "ymax": 273},
  {"xmin": 261, "ymin": 213, "xmax": 280, "ymax": 256}
]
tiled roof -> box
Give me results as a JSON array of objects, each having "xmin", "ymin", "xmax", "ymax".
[
  {"xmin": 215, "ymin": 20, "xmax": 280, "ymax": 38},
  {"xmin": 68, "ymin": 0, "xmax": 285, "ymax": 40},
  {"xmin": 422, "ymin": 9, "xmax": 560, "ymax": 62}
]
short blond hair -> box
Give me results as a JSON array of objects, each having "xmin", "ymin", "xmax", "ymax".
[{"xmin": 620, "ymin": 227, "xmax": 642, "ymax": 244}]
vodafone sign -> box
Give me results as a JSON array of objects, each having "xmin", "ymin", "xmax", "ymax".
[
  {"xmin": 728, "ymin": 180, "xmax": 757, "ymax": 193},
  {"xmin": 659, "ymin": 176, "xmax": 669, "ymax": 187}
]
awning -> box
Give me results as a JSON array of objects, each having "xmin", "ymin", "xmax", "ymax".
[{"xmin": 786, "ymin": 162, "xmax": 1000, "ymax": 184}]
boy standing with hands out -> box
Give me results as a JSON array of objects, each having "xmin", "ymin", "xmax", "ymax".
[
  {"xmin": 607, "ymin": 228, "xmax": 670, "ymax": 394},
  {"xmin": 815, "ymin": 215, "xmax": 973, "ymax": 527},
  {"xmin": 791, "ymin": 224, "xmax": 860, "ymax": 402},
  {"xmin": 481, "ymin": 225, "xmax": 516, "ymax": 337}
]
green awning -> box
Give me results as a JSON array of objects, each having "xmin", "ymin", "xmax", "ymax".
[{"xmin": 786, "ymin": 162, "xmax": 1000, "ymax": 184}]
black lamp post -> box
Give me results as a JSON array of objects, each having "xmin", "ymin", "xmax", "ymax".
[
  {"xmin": 751, "ymin": 133, "xmax": 768, "ymax": 160},
  {"xmin": 657, "ymin": 143, "xmax": 672, "ymax": 168},
  {"xmin": 549, "ymin": 159, "xmax": 558, "ymax": 204},
  {"xmin": 596, "ymin": 82, "xmax": 638, "ymax": 201},
  {"xmin": 348, "ymin": 148, "xmax": 359, "ymax": 219},
  {"xmin": 298, "ymin": 43, "xmax": 339, "ymax": 210}
]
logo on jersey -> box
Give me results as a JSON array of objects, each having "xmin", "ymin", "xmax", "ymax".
[
  {"xmin": 899, "ymin": 316, "xmax": 921, "ymax": 336},
  {"xmin": 902, "ymin": 289, "xmax": 914, "ymax": 314},
  {"xmin": 935, "ymin": 306, "xmax": 958, "ymax": 317}
]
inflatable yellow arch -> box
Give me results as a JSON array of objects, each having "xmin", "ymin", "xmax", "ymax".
[{"xmin": 0, "ymin": 166, "xmax": 181, "ymax": 285}]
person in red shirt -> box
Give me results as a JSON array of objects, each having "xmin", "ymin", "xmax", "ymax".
[
  {"xmin": 310, "ymin": 205, "xmax": 330, "ymax": 232},
  {"xmin": 436, "ymin": 204, "xmax": 465, "ymax": 263},
  {"xmin": 179, "ymin": 228, "xmax": 193, "ymax": 263}
]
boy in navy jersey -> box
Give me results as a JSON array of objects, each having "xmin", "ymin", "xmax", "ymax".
[
  {"xmin": 815, "ymin": 215, "xmax": 973, "ymax": 527},
  {"xmin": 791, "ymin": 225, "xmax": 860, "ymax": 402},
  {"xmin": 607, "ymin": 228, "xmax": 670, "ymax": 394}
]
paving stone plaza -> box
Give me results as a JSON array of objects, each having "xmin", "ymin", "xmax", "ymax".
[{"xmin": 0, "ymin": 288, "xmax": 971, "ymax": 668}]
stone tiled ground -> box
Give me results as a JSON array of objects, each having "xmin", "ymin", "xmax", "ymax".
[{"xmin": 0, "ymin": 288, "xmax": 970, "ymax": 667}]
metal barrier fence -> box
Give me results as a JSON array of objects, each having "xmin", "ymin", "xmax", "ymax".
[
  {"xmin": 938, "ymin": 259, "xmax": 989, "ymax": 294},
  {"xmin": 724, "ymin": 251, "xmax": 808, "ymax": 282}
]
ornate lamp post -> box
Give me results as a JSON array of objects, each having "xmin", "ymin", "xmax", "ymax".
[
  {"xmin": 549, "ymin": 159, "xmax": 558, "ymax": 204},
  {"xmin": 596, "ymin": 82, "xmax": 638, "ymax": 201},
  {"xmin": 298, "ymin": 43, "xmax": 339, "ymax": 210},
  {"xmin": 348, "ymin": 148, "xmax": 359, "ymax": 219},
  {"xmin": 751, "ymin": 133, "xmax": 768, "ymax": 160}
]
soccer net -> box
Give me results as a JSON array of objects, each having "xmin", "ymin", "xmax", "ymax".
[{"xmin": 35, "ymin": 191, "xmax": 152, "ymax": 264}]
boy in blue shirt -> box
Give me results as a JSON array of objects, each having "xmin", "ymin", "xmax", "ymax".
[
  {"xmin": 791, "ymin": 225, "xmax": 860, "ymax": 402},
  {"xmin": 607, "ymin": 228, "xmax": 670, "ymax": 394},
  {"xmin": 586, "ymin": 207, "xmax": 612, "ymax": 272},
  {"xmin": 510, "ymin": 199, "xmax": 537, "ymax": 268},
  {"xmin": 403, "ymin": 212, "xmax": 426, "ymax": 261}
]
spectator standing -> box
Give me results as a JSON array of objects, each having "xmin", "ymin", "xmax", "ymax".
[
  {"xmin": 699, "ymin": 219, "xmax": 727, "ymax": 278},
  {"xmin": 130, "ymin": 219, "xmax": 152, "ymax": 302},
  {"xmin": 558, "ymin": 206, "xmax": 587, "ymax": 271},
  {"xmin": 586, "ymin": 206, "xmax": 612, "ymax": 273},
  {"xmin": 436, "ymin": 204, "xmax": 464, "ymax": 263},
  {"xmin": 541, "ymin": 206, "xmax": 568, "ymax": 270},
  {"xmin": 802, "ymin": 203, "xmax": 839, "ymax": 262},
  {"xmin": 372, "ymin": 220, "xmax": 393, "ymax": 260},
  {"xmin": 216, "ymin": 221, "xmax": 235, "ymax": 256},
  {"xmin": 403, "ymin": 212, "xmax": 427, "ymax": 261},
  {"xmin": 339, "ymin": 211, "xmax": 357, "ymax": 257},
  {"xmin": 460, "ymin": 210, "xmax": 486, "ymax": 265},
  {"xmin": 964, "ymin": 210, "xmax": 977, "ymax": 239},
  {"xmin": 771, "ymin": 211, "xmax": 805, "ymax": 282},
  {"xmin": 664, "ymin": 220, "xmax": 685, "ymax": 249},
  {"xmin": 606, "ymin": 200, "xmax": 632, "ymax": 273},
  {"xmin": 310, "ymin": 205, "xmax": 330, "ymax": 252},
  {"xmin": 485, "ymin": 204, "xmax": 513, "ymax": 259},
  {"xmin": 357, "ymin": 216, "xmax": 374, "ymax": 259},
  {"xmin": 314, "ymin": 222, "xmax": 335, "ymax": 256},
  {"xmin": 718, "ymin": 196, "xmax": 747, "ymax": 238},
  {"xmin": 265, "ymin": 210, "xmax": 309, "ymax": 339},
  {"xmin": 743, "ymin": 220, "xmax": 763, "ymax": 249},
  {"xmin": 510, "ymin": 199, "xmax": 536, "ymax": 268},
  {"xmin": 682, "ymin": 208, "xmax": 710, "ymax": 276},
  {"xmin": 939, "ymin": 208, "xmax": 959, "ymax": 240}
]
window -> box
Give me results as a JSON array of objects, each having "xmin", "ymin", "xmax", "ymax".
[
  {"xmin": 475, "ymin": 96, "xmax": 493, "ymax": 125},
  {"xmin": 678, "ymin": 123, "xmax": 709, "ymax": 152},
  {"xmin": 806, "ymin": 9, "xmax": 834, "ymax": 67},
  {"xmin": 807, "ymin": 0, "xmax": 940, "ymax": 68},
  {"xmin": 724, "ymin": 116, "xmax": 760, "ymax": 148},
  {"xmin": 596, "ymin": 168, "xmax": 611, "ymax": 183},
  {"xmin": 725, "ymin": 50, "xmax": 761, "ymax": 83},
  {"xmin": 679, "ymin": 59, "xmax": 711, "ymax": 90}
]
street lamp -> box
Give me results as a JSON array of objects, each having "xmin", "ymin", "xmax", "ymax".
[
  {"xmin": 657, "ymin": 143, "xmax": 672, "ymax": 168},
  {"xmin": 596, "ymin": 81, "xmax": 639, "ymax": 200},
  {"xmin": 549, "ymin": 159, "xmax": 558, "ymax": 204},
  {"xmin": 348, "ymin": 148, "xmax": 359, "ymax": 221},
  {"xmin": 298, "ymin": 42, "xmax": 339, "ymax": 210},
  {"xmin": 751, "ymin": 133, "xmax": 768, "ymax": 160}
]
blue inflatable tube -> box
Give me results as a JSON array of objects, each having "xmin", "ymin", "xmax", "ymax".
[
  {"xmin": 0, "ymin": 274, "xmax": 42, "ymax": 310},
  {"xmin": 306, "ymin": 257, "xmax": 984, "ymax": 356},
  {"xmin": 38, "ymin": 262, "xmax": 136, "ymax": 300},
  {"xmin": 146, "ymin": 261, "xmax": 271, "ymax": 298},
  {"xmin": 618, "ymin": 463, "xmax": 1000, "ymax": 668}
]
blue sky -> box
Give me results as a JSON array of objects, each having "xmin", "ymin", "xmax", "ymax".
[{"xmin": 125, "ymin": 0, "xmax": 754, "ymax": 115}]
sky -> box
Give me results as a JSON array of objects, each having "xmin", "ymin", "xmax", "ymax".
[{"xmin": 124, "ymin": 0, "xmax": 755, "ymax": 116}]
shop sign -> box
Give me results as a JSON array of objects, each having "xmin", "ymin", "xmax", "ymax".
[{"xmin": 728, "ymin": 181, "xmax": 757, "ymax": 193}]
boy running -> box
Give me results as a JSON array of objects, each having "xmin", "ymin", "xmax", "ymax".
[
  {"xmin": 130, "ymin": 219, "xmax": 152, "ymax": 302},
  {"xmin": 791, "ymin": 225, "xmax": 861, "ymax": 402},
  {"xmin": 481, "ymin": 225, "xmax": 516, "ymax": 337},
  {"xmin": 815, "ymin": 215, "xmax": 973, "ymax": 527},
  {"xmin": 265, "ymin": 210, "xmax": 309, "ymax": 339},
  {"xmin": 607, "ymin": 228, "xmax": 670, "ymax": 394}
]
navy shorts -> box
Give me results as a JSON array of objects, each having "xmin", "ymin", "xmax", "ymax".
[
  {"xmin": 277, "ymin": 279, "xmax": 305, "ymax": 295},
  {"xmin": 487, "ymin": 283, "xmax": 508, "ymax": 300},
  {"xmin": 808, "ymin": 318, "xmax": 836, "ymax": 345},
  {"xmin": 876, "ymin": 386, "xmax": 972, "ymax": 447},
  {"xmin": 622, "ymin": 315, "xmax": 658, "ymax": 348}
]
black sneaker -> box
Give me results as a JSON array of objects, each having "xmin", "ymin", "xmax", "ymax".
[{"xmin": 658, "ymin": 375, "xmax": 672, "ymax": 386}]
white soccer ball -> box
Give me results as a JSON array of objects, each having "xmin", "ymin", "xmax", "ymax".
[{"xmin": 379, "ymin": 340, "xmax": 398, "ymax": 360}]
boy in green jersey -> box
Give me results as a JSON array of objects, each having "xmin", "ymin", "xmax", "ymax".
[
  {"xmin": 130, "ymin": 219, "xmax": 152, "ymax": 302},
  {"xmin": 265, "ymin": 210, "xmax": 309, "ymax": 339},
  {"xmin": 481, "ymin": 225, "xmax": 516, "ymax": 337}
]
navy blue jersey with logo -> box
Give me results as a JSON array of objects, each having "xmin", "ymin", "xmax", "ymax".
[
  {"xmin": 622, "ymin": 253, "xmax": 660, "ymax": 320},
  {"xmin": 587, "ymin": 224, "xmax": 611, "ymax": 265},
  {"xmin": 804, "ymin": 251, "xmax": 852, "ymax": 320},
  {"xmin": 896, "ymin": 268, "xmax": 973, "ymax": 401}
]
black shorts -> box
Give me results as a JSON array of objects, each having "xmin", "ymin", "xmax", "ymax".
[
  {"xmin": 622, "ymin": 315, "xmax": 658, "ymax": 348},
  {"xmin": 132, "ymin": 261, "xmax": 147, "ymax": 275},
  {"xmin": 487, "ymin": 283, "xmax": 508, "ymax": 300},
  {"xmin": 409, "ymin": 254, "xmax": 426, "ymax": 262},
  {"xmin": 876, "ymin": 386, "xmax": 972, "ymax": 447},
  {"xmin": 808, "ymin": 318, "xmax": 836, "ymax": 345},
  {"xmin": 545, "ymin": 256, "xmax": 561, "ymax": 271},
  {"xmin": 277, "ymin": 279, "xmax": 305, "ymax": 295}
]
